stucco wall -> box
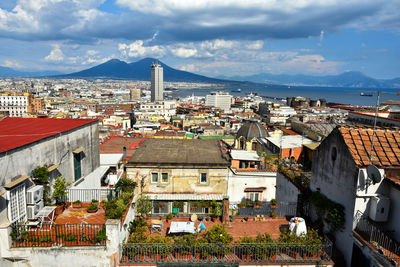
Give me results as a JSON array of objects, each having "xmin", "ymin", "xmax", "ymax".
[
  {"xmin": 0, "ymin": 122, "xmax": 100, "ymax": 187},
  {"xmin": 275, "ymin": 172, "xmax": 300, "ymax": 203},
  {"xmin": 310, "ymin": 128, "xmax": 359, "ymax": 266},
  {"xmin": 227, "ymin": 170, "xmax": 276, "ymax": 204},
  {"xmin": 127, "ymin": 166, "xmax": 229, "ymax": 195}
]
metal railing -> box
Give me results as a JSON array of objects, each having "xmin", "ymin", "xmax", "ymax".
[
  {"xmin": 354, "ymin": 210, "xmax": 400, "ymax": 265},
  {"xmin": 63, "ymin": 188, "xmax": 116, "ymax": 203},
  {"xmin": 238, "ymin": 201, "xmax": 297, "ymax": 217},
  {"xmin": 120, "ymin": 241, "xmax": 332, "ymax": 264},
  {"xmin": 10, "ymin": 223, "xmax": 106, "ymax": 247}
]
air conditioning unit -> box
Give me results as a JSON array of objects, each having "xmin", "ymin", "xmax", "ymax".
[
  {"xmin": 27, "ymin": 185, "xmax": 44, "ymax": 205},
  {"xmin": 27, "ymin": 199, "xmax": 44, "ymax": 220},
  {"xmin": 369, "ymin": 196, "xmax": 390, "ymax": 222}
]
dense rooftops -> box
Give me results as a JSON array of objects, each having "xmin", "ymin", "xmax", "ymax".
[
  {"xmin": 128, "ymin": 139, "xmax": 230, "ymax": 166},
  {"xmin": 0, "ymin": 117, "xmax": 97, "ymax": 153}
]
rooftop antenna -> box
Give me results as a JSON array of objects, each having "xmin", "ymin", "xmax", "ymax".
[{"xmin": 366, "ymin": 91, "xmax": 382, "ymax": 192}]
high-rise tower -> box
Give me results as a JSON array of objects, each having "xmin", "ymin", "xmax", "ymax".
[{"xmin": 151, "ymin": 62, "xmax": 163, "ymax": 102}]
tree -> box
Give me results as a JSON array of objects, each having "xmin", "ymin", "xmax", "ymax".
[
  {"xmin": 201, "ymin": 224, "xmax": 233, "ymax": 243},
  {"xmin": 52, "ymin": 176, "xmax": 71, "ymax": 205},
  {"xmin": 135, "ymin": 195, "xmax": 153, "ymax": 218},
  {"xmin": 32, "ymin": 166, "xmax": 51, "ymax": 205}
]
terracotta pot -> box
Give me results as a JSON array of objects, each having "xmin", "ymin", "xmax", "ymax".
[{"xmin": 87, "ymin": 208, "xmax": 98, "ymax": 213}]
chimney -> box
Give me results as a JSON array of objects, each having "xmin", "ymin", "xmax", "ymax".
[
  {"xmin": 222, "ymin": 196, "xmax": 229, "ymax": 225},
  {"xmin": 123, "ymin": 146, "xmax": 127, "ymax": 162}
]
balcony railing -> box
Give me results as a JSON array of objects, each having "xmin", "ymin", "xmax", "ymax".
[
  {"xmin": 120, "ymin": 241, "xmax": 333, "ymax": 264},
  {"xmin": 354, "ymin": 210, "xmax": 400, "ymax": 265},
  {"xmin": 10, "ymin": 223, "xmax": 106, "ymax": 247},
  {"xmin": 63, "ymin": 188, "xmax": 116, "ymax": 203}
]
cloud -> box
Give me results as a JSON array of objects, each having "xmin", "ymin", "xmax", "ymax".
[
  {"xmin": 3, "ymin": 59, "xmax": 22, "ymax": 68},
  {"xmin": 118, "ymin": 40, "xmax": 166, "ymax": 58},
  {"xmin": 44, "ymin": 44, "xmax": 65, "ymax": 62},
  {"xmin": 246, "ymin": 40, "xmax": 264, "ymax": 50},
  {"xmin": 170, "ymin": 47, "xmax": 198, "ymax": 58}
]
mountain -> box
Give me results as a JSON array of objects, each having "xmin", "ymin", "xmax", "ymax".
[
  {"xmin": 56, "ymin": 58, "xmax": 229, "ymax": 83},
  {"xmin": 0, "ymin": 66, "xmax": 63, "ymax": 77},
  {"xmin": 223, "ymin": 71, "xmax": 400, "ymax": 88}
]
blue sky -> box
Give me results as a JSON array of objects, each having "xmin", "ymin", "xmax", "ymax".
[{"xmin": 0, "ymin": 0, "xmax": 399, "ymax": 79}]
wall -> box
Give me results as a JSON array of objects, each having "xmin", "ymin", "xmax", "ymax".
[
  {"xmin": 310, "ymin": 128, "xmax": 359, "ymax": 267},
  {"xmin": 227, "ymin": 170, "xmax": 276, "ymax": 204},
  {"xmin": 0, "ymin": 122, "xmax": 100, "ymax": 187},
  {"xmin": 275, "ymin": 172, "xmax": 300, "ymax": 203},
  {"xmin": 127, "ymin": 166, "xmax": 229, "ymax": 195}
]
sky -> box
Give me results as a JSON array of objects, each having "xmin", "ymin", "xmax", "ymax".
[{"xmin": 0, "ymin": 0, "xmax": 399, "ymax": 79}]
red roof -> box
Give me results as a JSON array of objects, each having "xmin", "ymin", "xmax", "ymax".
[
  {"xmin": 339, "ymin": 125, "xmax": 400, "ymax": 168},
  {"xmin": 0, "ymin": 117, "xmax": 97, "ymax": 153}
]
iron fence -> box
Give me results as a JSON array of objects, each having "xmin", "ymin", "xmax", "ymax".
[
  {"xmin": 354, "ymin": 210, "xmax": 400, "ymax": 265},
  {"xmin": 238, "ymin": 201, "xmax": 297, "ymax": 217},
  {"xmin": 120, "ymin": 241, "xmax": 332, "ymax": 264},
  {"xmin": 10, "ymin": 222, "xmax": 106, "ymax": 247}
]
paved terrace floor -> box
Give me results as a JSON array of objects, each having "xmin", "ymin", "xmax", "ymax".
[
  {"xmin": 55, "ymin": 206, "xmax": 106, "ymax": 224},
  {"xmin": 147, "ymin": 216, "xmax": 289, "ymax": 240}
]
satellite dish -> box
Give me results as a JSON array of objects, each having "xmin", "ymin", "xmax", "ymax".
[{"xmin": 367, "ymin": 164, "xmax": 382, "ymax": 184}]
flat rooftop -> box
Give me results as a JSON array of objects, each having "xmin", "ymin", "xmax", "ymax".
[
  {"xmin": 128, "ymin": 139, "xmax": 230, "ymax": 166},
  {"xmin": 230, "ymin": 150, "xmax": 260, "ymax": 161},
  {"xmin": 0, "ymin": 117, "xmax": 97, "ymax": 153},
  {"xmin": 265, "ymin": 135, "xmax": 315, "ymax": 149}
]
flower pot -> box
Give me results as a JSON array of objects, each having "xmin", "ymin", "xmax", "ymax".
[
  {"xmin": 87, "ymin": 208, "xmax": 98, "ymax": 213},
  {"xmin": 72, "ymin": 203, "xmax": 82, "ymax": 208},
  {"xmin": 270, "ymin": 205, "xmax": 279, "ymax": 209}
]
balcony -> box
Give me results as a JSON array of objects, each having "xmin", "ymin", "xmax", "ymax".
[{"xmin": 353, "ymin": 210, "xmax": 400, "ymax": 266}]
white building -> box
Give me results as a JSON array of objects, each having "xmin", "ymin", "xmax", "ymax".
[
  {"xmin": 0, "ymin": 93, "xmax": 31, "ymax": 117},
  {"xmin": 206, "ymin": 91, "xmax": 232, "ymax": 112},
  {"xmin": 151, "ymin": 63, "xmax": 163, "ymax": 102}
]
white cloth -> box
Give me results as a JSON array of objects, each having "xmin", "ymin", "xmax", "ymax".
[
  {"xmin": 289, "ymin": 217, "xmax": 307, "ymax": 236},
  {"xmin": 168, "ymin": 221, "xmax": 195, "ymax": 234}
]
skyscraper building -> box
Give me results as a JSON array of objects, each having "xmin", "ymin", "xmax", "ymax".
[{"xmin": 151, "ymin": 62, "xmax": 163, "ymax": 102}]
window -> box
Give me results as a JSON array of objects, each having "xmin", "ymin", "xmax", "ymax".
[
  {"xmin": 249, "ymin": 192, "xmax": 260, "ymax": 202},
  {"xmin": 8, "ymin": 184, "xmax": 26, "ymax": 223},
  {"xmin": 200, "ymin": 173, "xmax": 208, "ymax": 184},
  {"xmin": 153, "ymin": 201, "xmax": 168, "ymax": 214},
  {"xmin": 151, "ymin": 173, "xmax": 159, "ymax": 183},
  {"xmin": 73, "ymin": 153, "xmax": 82, "ymax": 181},
  {"xmin": 161, "ymin": 173, "xmax": 168, "ymax": 183}
]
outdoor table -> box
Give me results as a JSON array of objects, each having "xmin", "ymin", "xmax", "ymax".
[
  {"xmin": 289, "ymin": 217, "xmax": 307, "ymax": 236},
  {"xmin": 37, "ymin": 206, "xmax": 57, "ymax": 229},
  {"xmin": 168, "ymin": 221, "xmax": 195, "ymax": 234}
]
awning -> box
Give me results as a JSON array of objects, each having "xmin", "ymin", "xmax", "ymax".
[
  {"xmin": 3, "ymin": 175, "xmax": 30, "ymax": 189},
  {"xmin": 144, "ymin": 193, "xmax": 227, "ymax": 201},
  {"xmin": 72, "ymin": 147, "xmax": 84, "ymax": 154},
  {"xmin": 244, "ymin": 187, "xmax": 266, "ymax": 192},
  {"xmin": 169, "ymin": 221, "xmax": 195, "ymax": 234},
  {"xmin": 47, "ymin": 164, "xmax": 59, "ymax": 172}
]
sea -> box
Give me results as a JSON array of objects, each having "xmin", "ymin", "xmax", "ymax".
[{"xmin": 167, "ymin": 83, "xmax": 400, "ymax": 106}]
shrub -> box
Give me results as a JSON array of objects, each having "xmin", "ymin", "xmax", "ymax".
[
  {"xmin": 87, "ymin": 204, "xmax": 98, "ymax": 211},
  {"xmin": 128, "ymin": 219, "xmax": 148, "ymax": 233},
  {"xmin": 167, "ymin": 213, "xmax": 173, "ymax": 220},
  {"xmin": 73, "ymin": 200, "xmax": 81, "ymax": 204},
  {"xmin": 91, "ymin": 199, "xmax": 99, "ymax": 203},
  {"xmin": 201, "ymin": 224, "xmax": 233, "ymax": 243},
  {"xmin": 52, "ymin": 176, "xmax": 71, "ymax": 205},
  {"xmin": 136, "ymin": 195, "xmax": 153, "ymax": 218},
  {"xmin": 94, "ymin": 229, "xmax": 107, "ymax": 243},
  {"xmin": 116, "ymin": 178, "xmax": 137, "ymax": 193},
  {"xmin": 270, "ymin": 199, "xmax": 278, "ymax": 206}
]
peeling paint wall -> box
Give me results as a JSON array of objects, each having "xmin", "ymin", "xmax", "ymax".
[{"xmin": 127, "ymin": 166, "xmax": 229, "ymax": 195}]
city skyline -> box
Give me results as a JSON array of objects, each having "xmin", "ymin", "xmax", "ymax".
[{"xmin": 0, "ymin": 0, "xmax": 399, "ymax": 79}]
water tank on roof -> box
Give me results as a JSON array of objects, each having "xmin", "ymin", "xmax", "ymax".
[
  {"xmin": 286, "ymin": 97, "xmax": 293, "ymax": 107},
  {"xmin": 369, "ymin": 196, "xmax": 390, "ymax": 222}
]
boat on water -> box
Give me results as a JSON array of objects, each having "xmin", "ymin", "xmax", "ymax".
[
  {"xmin": 360, "ymin": 92, "xmax": 373, "ymax": 97},
  {"xmin": 231, "ymin": 88, "xmax": 242, "ymax": 93}
]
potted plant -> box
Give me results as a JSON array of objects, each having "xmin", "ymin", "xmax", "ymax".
[
  {"xmin": 254, "ymin": 201, "xmax": 262, "ymax": 208},
  {"xmin": 270, "ymin": 209, "xmax": 277, "ymax": 218},
  {"xmin": 91, "ymin": 199, "xmax": 99, "ymax": 204},
  {"xmin": 166, "ymin": 213, "xmax": 173, "ymax": 222},
  {"xmin": 270, "ymin": 199, "xmax": 279, "ymax": 209},
  {"xmin": 52, "ymin": 176, "xmax": 71, "ymax": 206},
  {"xmin": 237, "ymin": 201, "xmax": 246, "ymax": 208},
  {"xmin": 87, "ymin": 203, "xmax": 98, "ymax": 213},
  {"xmin": 72, "ymin": 200, "xmax": 82, "ymax": 208}
]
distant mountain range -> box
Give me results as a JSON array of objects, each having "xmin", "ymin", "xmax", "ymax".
[
  {"xmin": 0, "ymin": 66, "xmax": 63, "ymax": 77},
  {"xmin": 0, "ymin": 58, "xmax": 399, "ymax": 88},
  {"xmin": 54, "ymin": 58, "xmax": 229, "ymax": 83},
  {"xmin": 219, "ymin": 71, "xmax": 400, "ymax": 89}
]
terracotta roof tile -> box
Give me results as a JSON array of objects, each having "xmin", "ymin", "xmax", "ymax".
[{"xmin": 339, "ymin": 126, "xmax": 400, "ymax": 168}]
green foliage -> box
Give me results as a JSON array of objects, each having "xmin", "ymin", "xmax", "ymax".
[
  {"xmin": 104, "ymin": 190, "xmax": 133, "ymax": 219},
  {"xmin": 32, "ymin": 166, "xmax": 52, "ymax": 205},
  {"xmin": 136, "ymin": 195, "xmax": 153, "ymax": 218},
  {"xmin": 32, "ymin": 166, "xmax": 50, "ymax": 185},
  {"xmin": 310, "ymin": 191, "xmax": 345, "ymax": 231},
  {"xmin": 270, "ymin": 210, "xmax": 277, "ymax": 218},
  {"xmin": 173, "ymin": 201, "xmax": 183, "ymax": 208},
  {"xmin": 148, "ymin": 235, "xmax": 172, "ymax": 244},
  {"xmin": 73, "ymin": 200, "xmax": 81, "ymax": 204},
  {"xmin": 210, "ymin": 200, "xmax": 222, "ymax": 217},
  {"xmin": 167, "ymin": 213, "xmax": 173, "ymax": 220},
  {"xmin": 278, "ymin": 228, "xmax": 322, "ymax": 244},
  {"xmin": 270, "ymin": 199, "xmax": 278, "ymax": 206},
  {"xmin": 116, "ymin": 178, "xmax": 137, "ymax": 193},
  {"xmin": 200, "ymin": 224, "xmax": 233, "ymax": 244},
  {"xmin": 94, "ymin": 229, "xmax": 107, "ymax": 243},
  {"xmin": 128, "ymin": 218, "xmax": 148, "ymax": 233},
  {"xmin": 52, "ymin": 176, "xmax": 71, "ymax": 205},
  {"xmin": 87, "ymin": 203, "xmax": 98, "ymax": 211},
  {"xmin": 91, "ymin": 199, "xmax": 99, "ymax": 203},
  {"xmin": 173, "ymin": 234, "xmax": 199, "ymax": 245}
]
